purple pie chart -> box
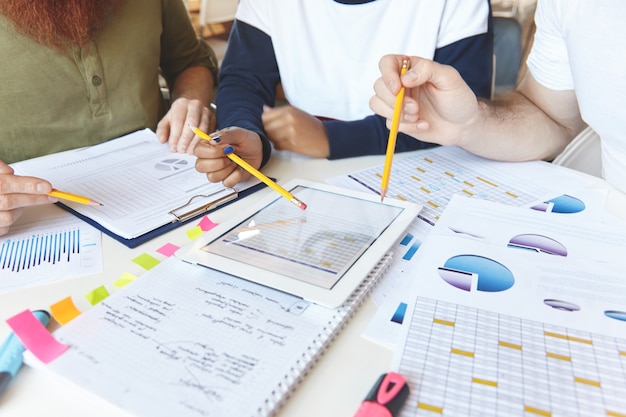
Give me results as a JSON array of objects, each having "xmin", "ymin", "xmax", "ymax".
[
  {"xmin": 438, "ymin": 255, "xmax": 514, "ymax": 292},
  {"xmin": 508, "ymin": 234, "xmax": 567, "ymax": 256},
  {"xmin": 544, "ymin": 299, "xmax": 580, "ymax": 311}
]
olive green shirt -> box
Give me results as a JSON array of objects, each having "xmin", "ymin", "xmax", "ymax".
[{"xmin": 0, "ymin": 0, "xmax": 218, "ymax": 163}]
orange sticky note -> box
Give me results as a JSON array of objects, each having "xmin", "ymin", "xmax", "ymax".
[
  {"xmin": 6, "ymin": 309, "xmax": 68, "ymax": 364},
  {"xmin": 50, "ymin": 296, "xmax": 82, "ymax": 325},
  {"xmin": 85, "ymin": 285, "xmax": 110, "ymax": 306},
  {"xmin": 132, "ymin": 253, "xmax": 160, "ymax": 270}
]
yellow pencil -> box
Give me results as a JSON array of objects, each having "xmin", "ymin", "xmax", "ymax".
[
  {"xmin": 48, "ymin": 189, "xmax": 102, "ymax": 206},
  {"xmin": 380, "ymin": 57, "xmax": 410, "ymax": 202},
  {"xmin": 191, "ymin": 127, "xmax": 307, "ymax": 210}
]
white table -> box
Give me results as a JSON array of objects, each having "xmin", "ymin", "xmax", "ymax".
[{"xmin": 0, "ymin": 149, "xmax": 624, "ymax": 417}]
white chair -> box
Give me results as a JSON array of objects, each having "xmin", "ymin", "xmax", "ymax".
[
  {"xmin": 552, "ymin": 126, "xmax": 602, "ymax": 178},
  {"xmin": 199, "ymin": 0, "xmax": 238, "ymax": 36}
]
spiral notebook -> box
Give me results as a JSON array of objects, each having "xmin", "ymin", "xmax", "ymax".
[{"xmin": 26, "ymin": 255, "xmax": 391, "ymax": 416}]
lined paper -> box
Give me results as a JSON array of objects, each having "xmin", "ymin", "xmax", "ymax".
[{"xmin": 33, "ymin": 257, "xmax": 370, "ymax": 417}]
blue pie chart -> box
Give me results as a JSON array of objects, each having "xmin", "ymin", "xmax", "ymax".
[
  {"xmin": 531, "ymin": 194, "xmax": 585, "ymax": 214},
  {"xmin": 438, "ymin": 255, "xmax": 514, "ymax": 292},
  {"xmin": 605, "ymin": 310, "xmax": 626, "ymax": 322}
]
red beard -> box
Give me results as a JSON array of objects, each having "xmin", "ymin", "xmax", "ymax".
[{"xmin": 0, "ymin": 0, "xmax": 126, "ymax": 51}]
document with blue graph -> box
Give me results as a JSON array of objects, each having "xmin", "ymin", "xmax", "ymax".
[{"xmin": 0, "ymin": 210, "xmax": 102, "ymax": 292}]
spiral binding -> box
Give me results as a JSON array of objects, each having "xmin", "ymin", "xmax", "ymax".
[{"xmin": 257, "ymin": 252, "xmax": 394, "ymax": 416}]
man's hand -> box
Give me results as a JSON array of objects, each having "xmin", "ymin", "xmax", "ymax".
[
  {"xmin": 0, "ymin": 161, "xmax": 53, "ymax": 236},
  {"xmin": 156, "ymin": 97, "xmax": 216, "ymax": 154},
  {"xmin": 370, "ymin": 54, "xmax": 479, "ymax": 148}
]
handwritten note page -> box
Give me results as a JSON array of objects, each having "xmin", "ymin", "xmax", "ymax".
[{"xmin": 39, "ymin": 257, "xmax": 342, "ymax": 417}]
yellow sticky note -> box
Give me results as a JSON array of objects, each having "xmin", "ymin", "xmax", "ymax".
[
  {"xmin": 85, "ymin": 285, "xmax": 110, "ymax": 306},
  {"xmin": 132, "ymin": 253, "xmax": 160, "ymax": 270},
  {"xmin": 50, "ymin": 296, "xmax": 82, "ymax": 325},
  {"xmin": 186, "ymin": 226, "xmax": 204, "ymax": 240},
  {"xmin": 113, "ymin": 272, "xmax": 138, "ymax": 289}
]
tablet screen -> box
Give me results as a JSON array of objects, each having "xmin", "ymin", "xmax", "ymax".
[{"xmin": 200, "ymin": 185, "xmax": 403, "ymax": 289}]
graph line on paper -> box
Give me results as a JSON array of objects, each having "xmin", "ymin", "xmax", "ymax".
[
  {"xmin": 397, "ymin": 297, "xmax": 626, "ymax": 417},
  {"xmin": 345, "ymin": 149, "xmax": 548, "ymax": 226},
  {"xmin": 0, "ymin": 215, "xmax": 102, "ymax": 292}
]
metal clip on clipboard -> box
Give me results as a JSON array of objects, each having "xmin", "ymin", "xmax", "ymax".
[{"xmin": 168, "ymin": 187, "xmax": 239, "ymax": 222}]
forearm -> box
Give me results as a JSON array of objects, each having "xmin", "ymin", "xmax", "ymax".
[
  {"xmin": 460, "ymin": 90, "xmax": 580, "ymax": 162},
  {"xmin": 170, "ymin": 66, "xmax": 215, "ymax": 105},
  {"xmin": 216, "ymin": 20, "xmax": 280, "ymax": 167}
]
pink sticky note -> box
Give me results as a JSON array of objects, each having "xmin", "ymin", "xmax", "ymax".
[
  {"xmin": 156, "ymin": 242, "xmax": 180, "ymax": 257},
  {"xmin": 6, "ymin": 309, "xmax": 69, "ymax": 364},
  {"xmin": 198, "ymin": 216, "xmax": 218, "ymax": 232}
]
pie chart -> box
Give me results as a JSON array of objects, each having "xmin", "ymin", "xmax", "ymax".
[
  {"xmin": 155, "ymin": 158, "xmax": 189, "ymax": 171},
  {"xmin": 508, "ymin": 234, "xmax": 567, "ymax": 256},
  {"xmin": 544, "ymin": 299, "xmax": 580, "ymax": 312},
  {"xmin": 531, "ymin": 194, "xmax": 585, "ymax": 214},
  {"xmin": 604, "ymin": 310, "xmax": 626, "ymax": 322},
  {"xmin": 437, "ymin": 255, "xmax": 514, "ymax": 292}
]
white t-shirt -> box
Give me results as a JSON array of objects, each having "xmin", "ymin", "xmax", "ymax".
[
  {"xmin": 236, "ymin": 0, "xmax": 488, "ymax": 121},
  {"xmin": 527, "ymin": 0, "xmax": 626, "ymax": 193}
]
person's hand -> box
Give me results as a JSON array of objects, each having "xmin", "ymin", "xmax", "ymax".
[
  {"xmin": 156, "ymin": 98, "xmax": 216, "ymax": 154},
  {"xmin": 370, "ymin": 55, "xmax": 480, "ymax": 147},
  {"xmin": 0, "ymin": 161, "xmax": 54, "ymax": 236},
  {"xmin": 194, "ymin": 127, "xmax": 264, "ymax": 188},
  {"xmin": 262, "ymin": 105, "xmax": 330, "ymax": 158}
]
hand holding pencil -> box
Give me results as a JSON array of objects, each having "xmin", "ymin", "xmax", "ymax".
[
  {"xmin": 380, "ymin": 57, "xmax": 410, "ymax": 202},
  {"xmin": 191, "ymin": 126, "xmax": 307, "ymax": 210},
  {"xmin": 0, "ymin": 160, "xmax": 101, "ymax": 236}
]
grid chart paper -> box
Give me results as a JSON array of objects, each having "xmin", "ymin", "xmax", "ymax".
[
  {"xmin": 347, "ymin": 150, "xmax": 544, "ymax": 225},
  {"xmin": 397, "ymin": 297, "xmax": 626, "ymax": 417}
]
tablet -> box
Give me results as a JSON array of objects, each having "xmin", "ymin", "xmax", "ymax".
[{"xmin": 176, "ymin": 178, "xmax": 421, "ymax": 307}]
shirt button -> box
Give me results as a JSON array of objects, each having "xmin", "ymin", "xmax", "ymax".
[{"xmin": 91, "ymin": 75, "xmax": 102, "ymax": 86}]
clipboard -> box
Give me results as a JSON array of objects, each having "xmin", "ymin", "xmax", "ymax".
[
  {"xmin": 10, "ymin": 128, "xmax": 271, "ymax": 249},
  {"xmin": 56, "ymin": 181, "xmax": 268, "ymax": 248}
]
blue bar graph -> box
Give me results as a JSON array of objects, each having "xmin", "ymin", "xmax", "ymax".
[{"xmin": 0, "ymin": 229, "xmax": 81, "ymax": 273}]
